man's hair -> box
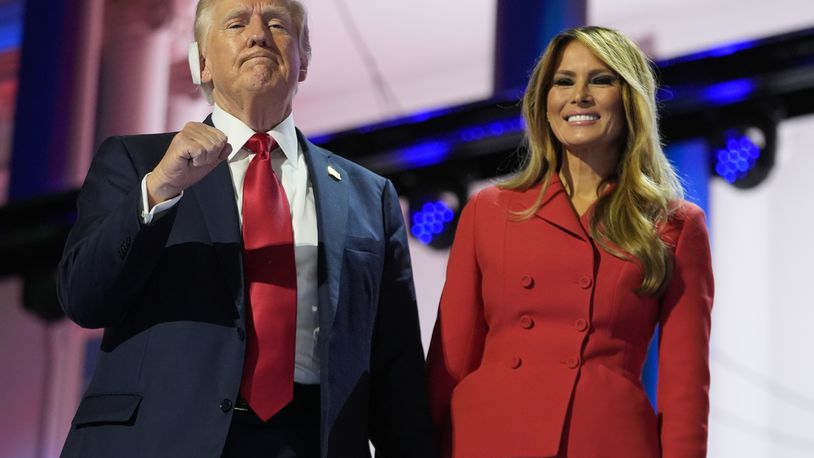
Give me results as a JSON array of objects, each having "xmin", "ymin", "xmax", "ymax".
[{"xmin": 192, "ymin": 0, "xmax": 312, "ymax": 103}]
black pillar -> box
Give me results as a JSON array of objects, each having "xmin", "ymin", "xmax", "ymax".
[
  {"xmin": 9, "ymin": 0, "xmax": 84, "ymax": 200},
  {"xmin": 493, "ymin": 0, "xmax": 586, "ymax": 95}
]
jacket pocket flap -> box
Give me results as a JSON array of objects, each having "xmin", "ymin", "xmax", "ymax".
[
  {"xmin": 344, "ymin": 235, "xmax": 382, "ymax": 255},
  {"xmin": 73, "ymin": 393, "xmax": 143, "ymax": 426}
]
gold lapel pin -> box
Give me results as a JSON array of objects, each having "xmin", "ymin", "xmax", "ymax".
[{"xmin": 327, "ymin": 165, "xmax": 342, "ymax": 181}]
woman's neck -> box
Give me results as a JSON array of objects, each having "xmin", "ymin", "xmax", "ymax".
[{"xmin": 558, "ymin": 149, "xmax": 618, "ymax": 215}]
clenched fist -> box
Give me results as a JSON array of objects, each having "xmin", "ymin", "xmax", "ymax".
[{"xmin": 146, "ymin": 122, "xmax": 232, "ymax": 207}]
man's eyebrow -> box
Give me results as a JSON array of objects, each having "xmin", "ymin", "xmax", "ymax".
[
  {"xmin": 220, "ymin": 5, "xmax": 291, "ymax": 22},
  {"xmin": 262, "ymin": 5, "xmax": 293, "ymax": 22},
  {"xmin": 221, "ymin": 6, "xmax": 250, "ymax": 22}
]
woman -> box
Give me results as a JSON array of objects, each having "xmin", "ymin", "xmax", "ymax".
[{"xmin": 426, "ymin": 26, "xmax": 713, "ymax": 458}]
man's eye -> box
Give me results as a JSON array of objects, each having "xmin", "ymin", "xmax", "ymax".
[{"xmin": 227, "ymin": 23, "xmax": 244, "ymax": 29}]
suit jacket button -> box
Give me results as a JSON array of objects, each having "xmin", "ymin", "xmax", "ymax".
[
  {"xmin": 510, "ymin": 357, "xmax": 522, "ymax": 369},
  {"xmin": 574, "ymin": 318, "xmax": 588, "ymax": 332},
  {"xmin": 220, "ymin": 399, "xmax": 232, "ymax": 412},
  {"xmin": 520, "ymin": 275, "xmax": 534, "ymax": 288},
  {"xmin": 118, "ymin": 237, "xmax": 131, "ymax": 259},
  {"xmin": 236, "ymin": 327, "xmax": 245, "ymax": 341},
  {"xmin": 565, "ymin": 357, "xmax": 580, "ymax": 369},
  {"xmin": 520, "ymin": 315, "xmax": 534, "ymax": 329},
  {"xmin": 578, "ymin": 276, "xmax": 593, "ymax": 289}
]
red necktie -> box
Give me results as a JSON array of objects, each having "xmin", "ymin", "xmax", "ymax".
[{"xmin": 240, "ymin": 133, "xmax": 297, "ymax": 421}]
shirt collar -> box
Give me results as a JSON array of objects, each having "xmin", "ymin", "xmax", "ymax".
[{"xmin": 211, "ymin": 104, "xmax": 299, "ymax": 167}]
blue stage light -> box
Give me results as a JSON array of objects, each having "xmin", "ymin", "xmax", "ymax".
[
  {"xmin": 701, "ymin": 78, "xmax": 755, "ymax": 106},
  {"xmin": 0, "ymin": 2, "xmax": 24, "ymax": 53},
  {"xmin": 395, "ymin": 140, "xmax": 451, "ymax": 168},
  {"xmin": 410, "ymin": 199, "xmax": 457, "ymax": 245},
  {"xmin": 660, "ymin": 38, "xmax": 759, "ymax": 65},
  {"xmin": 386, "ymin": 116, "xmax": 525, "ymax": 171},
  {"xmin": 713, "ymin": 129, "xmax": 763, "ymax": 184}
]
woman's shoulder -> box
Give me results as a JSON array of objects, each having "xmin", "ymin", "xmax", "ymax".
[
  {"xmin": 663, "ymin": 199, "xmax": 710, "ymax": 241},
  {"xmin": 668, "ymin": 199, "xmax": 707, "ymax": 223},
  {"xmin": 470, "ymin": 184, "xmax": 505, "ymax": 202},
  {"xmin": 464, "ymin": 183, "xmax": 531, "ymax": 212}
]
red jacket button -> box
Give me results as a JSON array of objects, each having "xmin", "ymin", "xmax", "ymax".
[
  {"xmin": 520, "ymin": 315, "xmax": 534, "ymax": 329},
  {"xmin": 510, "ymin": 357, "xmax": 522, "ymax": 369},
  {"xmin": 578, "ymin": 276, "xmax": 593, "ymax": 289},
  {"xmin": 520, "ymin": 275, "xmax": 534, "ymax": 288},
  {"xmin": 575, "ymin": 318, "xmax": 588, "ymax": 332}
]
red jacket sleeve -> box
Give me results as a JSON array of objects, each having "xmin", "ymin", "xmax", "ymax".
[
  {"xmin": 657, "ymin": 203, "xmax": 714, "ymax": 457},
  {"xmin": 425, "ymin": 191, "xmax": 488, "ymax": 457}
]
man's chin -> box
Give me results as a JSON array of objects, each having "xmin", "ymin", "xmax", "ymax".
[{"xmin": 244, "ymin": 80, "xmax": 299, "ymax": 101}]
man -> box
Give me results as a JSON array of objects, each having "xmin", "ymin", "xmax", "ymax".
[{"xmin": 57, "ymin": 0, "xmax": 437, "ymax": 456}]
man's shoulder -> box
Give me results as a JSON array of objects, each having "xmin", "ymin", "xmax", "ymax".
[
  {"xmin": 104, "ymin": 131, "xmax": 178, "ymax": 151},
  {"xmin": 96, "ymin": 131, "xmax": 177, "ymax": 168}
]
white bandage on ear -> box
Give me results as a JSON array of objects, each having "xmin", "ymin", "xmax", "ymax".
[{"xmin": 188, "ymin": 42, "xmax": 201, "ymax": 85}]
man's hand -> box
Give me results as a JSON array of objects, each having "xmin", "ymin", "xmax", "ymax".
[{"xmin": 146, "ymin": 122, "xmax": 231, "ymax": 207}]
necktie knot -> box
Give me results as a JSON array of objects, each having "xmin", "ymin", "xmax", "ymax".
[{"xmin": 245, "ymin": 133, "xmax": 277, "ymax": 160}]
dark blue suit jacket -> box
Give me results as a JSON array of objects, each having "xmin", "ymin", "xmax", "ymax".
[{"xmin": 57, "ymin": 121, "xmax": 437, "ymax": 458}]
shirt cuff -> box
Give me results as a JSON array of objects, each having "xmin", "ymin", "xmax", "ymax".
[{"xmin": 141, "ymin": 173, "xmax": 183, "ymax": 224}]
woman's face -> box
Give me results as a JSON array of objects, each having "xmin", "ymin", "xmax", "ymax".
[{"xmin": 546, "ymin": 40, "xmax": 626, "ymax": 158}]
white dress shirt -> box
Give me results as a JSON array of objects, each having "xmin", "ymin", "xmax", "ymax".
[{"xmin": 141, "ymin": 105, "xmax": 320, "ymax": 384}]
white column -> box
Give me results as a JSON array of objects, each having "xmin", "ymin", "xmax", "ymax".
[
  {"xmin": 95, "ymin": 0, "xmax": 175, "ymax": 141},
  {"xmin": 708, "ymin": 179, "xmax": 773, "ymax": 458},
  {"xmin": 165, "ymin": 0, "xmax": 211, "ymax": 131},
  {"xmin": 708, "ymin": 114, "xmax": 814, "ymax": 458},
  {"xmin": 64, "ymin": 0, "xmax": 105, "ymax": 188},
  {"xmin": 0, "ymin": 278, "xmax": 46, "ymax": 458}
]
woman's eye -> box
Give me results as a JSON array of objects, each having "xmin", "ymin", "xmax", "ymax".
[
  {"xmin": 553, "ymin": 78, "xmax": 573, "ymax": 86},
  {"xmin": 592, "ymin": 75, "xmax": 617, "ymax": 85}
]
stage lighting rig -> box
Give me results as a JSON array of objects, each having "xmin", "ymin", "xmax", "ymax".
[
  {"xmin": 709, "ymin": 110, "xmax": 777, "ymax": 189},
  {"xmin": 404, "ymin": 179, "xmax": 468, "ymax": 250}
]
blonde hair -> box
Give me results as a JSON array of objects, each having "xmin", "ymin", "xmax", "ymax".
[
  {"xmin": 193, "ymin": 0, "xmax": 312, "ymax": 103},
  {"xmin": 503, "ymin": 26, "xmax": 683, "ymax": 295}
]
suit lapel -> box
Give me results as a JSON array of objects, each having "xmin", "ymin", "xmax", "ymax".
[
  {"xmin": 300, "ymin": 132, "xmax": 347, "ymax": 336},
  {"xmin": 186, "ymin": 120, "xmax": 350, "ymax": 328}
]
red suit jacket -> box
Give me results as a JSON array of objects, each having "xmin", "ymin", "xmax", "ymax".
[{"xmin": 426, "ymin": 179, "xmax": 713, "ymax": 458}]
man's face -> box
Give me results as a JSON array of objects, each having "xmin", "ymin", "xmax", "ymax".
[{"xmin": 201, "ymin": 0, "xmax": 306, "ymax": 111}]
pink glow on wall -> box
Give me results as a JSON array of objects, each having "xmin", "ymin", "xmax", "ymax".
[{"xmin": 0, "ymin": 50, "xmax": 19, "ymax": 204}]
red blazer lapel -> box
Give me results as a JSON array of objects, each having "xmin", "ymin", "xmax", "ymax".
[{"xmin": 511, "ymin": 177, "xmax": 589, "ymax": 240}]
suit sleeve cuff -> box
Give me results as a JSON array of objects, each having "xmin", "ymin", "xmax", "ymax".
[{"xmin": 140, "ymin": 173, "xmax": 183, "ymax": 225}]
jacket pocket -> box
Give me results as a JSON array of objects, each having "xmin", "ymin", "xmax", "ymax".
[
  {"xmin": 344, "ymin": 235, "xmax": 382, "ymax": 255},
  {"xmin": 73, "ymin": 393, "xmax": 143, "ymax": 427}
]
